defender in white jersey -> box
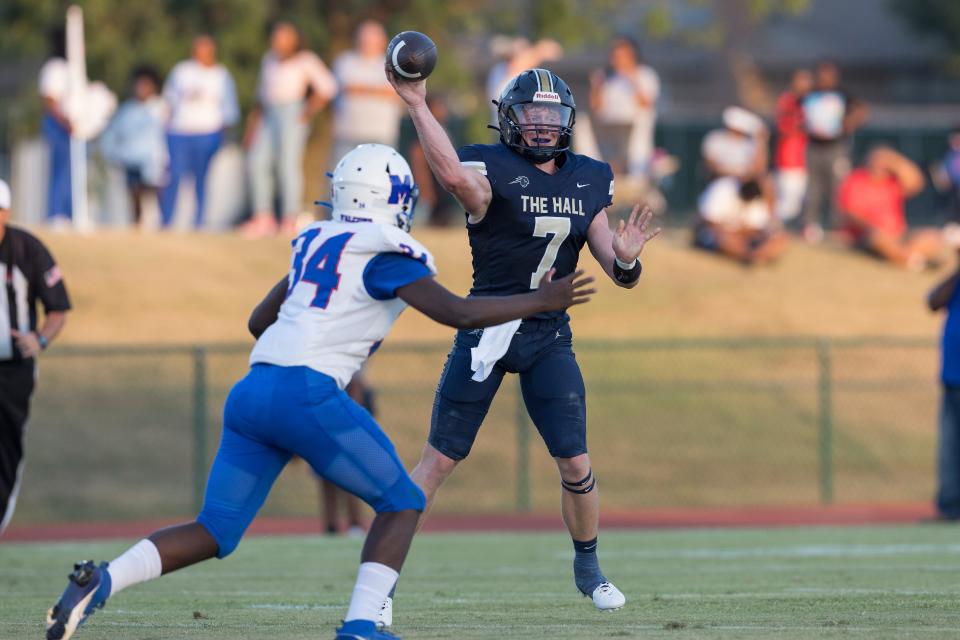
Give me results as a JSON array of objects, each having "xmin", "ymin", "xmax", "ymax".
[
  {"xmin": 45, "ymin": 144, "xmax": 595, "ymax": 640},
  {"xmin": 250, "ymin": 220, "xmax": 437, "ymax": 387}
]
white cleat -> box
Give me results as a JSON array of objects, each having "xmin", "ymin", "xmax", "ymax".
[
  {"xmin": 376, "ymin": 596, "xmax": 393, "ymax": 627},
  {"xmin": 591, "ymin": 582, "xmax": 625, "ymax": 610}
]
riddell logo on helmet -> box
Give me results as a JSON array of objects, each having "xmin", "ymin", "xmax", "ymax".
[{"xmin": 533, "ymin": 91, "xmax": 561, "ymax": 103}]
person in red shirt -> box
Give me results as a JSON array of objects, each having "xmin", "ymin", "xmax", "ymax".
[
  {"xmin": 774, "ymin": 69, "xmax": 812, "ymax": 222},
  {"xmin": 838, "ymin": 146, "xmax": 943, "ymax": 270}
]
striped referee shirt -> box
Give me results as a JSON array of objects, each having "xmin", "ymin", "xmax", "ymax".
[{"xmin": 0, "ymin": 226, "xmax": 70, "ymax": 362}]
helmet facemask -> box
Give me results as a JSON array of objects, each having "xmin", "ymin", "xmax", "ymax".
[
  {"xmin": 394, "ymin": 181, "xmax": 419, "ymax": 232},
  {"xmin": 497, "ymin": 77, "xmax": 576, "ymax": 164}
]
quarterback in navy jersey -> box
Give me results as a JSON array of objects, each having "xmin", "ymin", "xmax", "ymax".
[{"xmin": 386, "ymin": 66, "xmax": 659, "ymax": 618}]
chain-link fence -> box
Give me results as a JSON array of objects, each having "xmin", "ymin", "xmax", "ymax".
[{"xmin": 16, "ymin": 337, "xmax": 938, "ymax": 524}]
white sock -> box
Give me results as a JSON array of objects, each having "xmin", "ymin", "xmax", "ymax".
[
  {"xmin": 344, "ymin": 562, "xmax": 399, "ymax": 622},
  {"xmin": 107, "ymin": 539, "xmax": 163, "ymax": 597}
]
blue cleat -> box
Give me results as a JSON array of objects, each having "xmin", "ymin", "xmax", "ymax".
[
  {"xmin": 45, "ymin": 560, "xmax": 111, "ymax": 640},
  {"xmin": 335, "ymin": 619, "xmax": 402, "ymax": 639}
]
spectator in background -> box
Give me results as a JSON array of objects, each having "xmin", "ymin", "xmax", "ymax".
[
  {"xmin": 589, "ymin": 36, "xmax": 660, "ymax": 178},
  {"xmin": 407, "ymin": 94, "xmax": 458, "ymax": 227},
  {"xmin": 38, "ymin": 27, "xmax": 73, "ymax": 229},
  {"xmin": 486, "ymin": 36, "xmax": 563, "ymax": 125},
  {"xmin": 693, "ymin": 177, "xmax": 788, "ymax": 266},
  {"xmin": 837, "ymin": 146, "xmax": 942, "ymax": 271},
  {"xmin": 773, "ymin": 68, "xmax": 813, "ymax": 223},
  {"xmin": 926, "ymin": 243, "xmax": 960, "ymax": 522},
  {"xmin": 100, "ymin": 66, "xmax": 168, "ymax": 230},
  {"xmin": 329, "ymin": 21, "xmax": 402, "ymax": 169},
  {"xmin": 801, "ymin": 59, "xmax": 868, "ymax": 243},
  {"xmin": 696, "ymin": 107, "xmax": 782, "ymax": 265},
  {"xmin": 241, "ymin": 22, "xmax": 337, "ymax": 238},
  {"xmin": 701, "ymin": 106, "xmax": 769, "ymax": 182},
  {"xmin": 161, "ymin": 35, "xmax": 239, "ymax": 230}
]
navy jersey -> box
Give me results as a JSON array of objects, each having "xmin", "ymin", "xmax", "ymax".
[{"xmin": 458, "ymin": 143, "xmax": 614, "ymax": 319}]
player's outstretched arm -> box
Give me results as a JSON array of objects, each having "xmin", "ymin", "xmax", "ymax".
[
  {"xmin": 587, "ymin": 204, "xmax": 661, "ymax": 289},
  {"xmin": 398, "ymin": 269, "xmax": 595, "ymax": 329},
  {"xmin": 248, "ymin": 277, "xmax": 287, "ymax": 339},
  {"xmin": 386, "ymin": 71, "xmax": 492, "ymax": 219}
]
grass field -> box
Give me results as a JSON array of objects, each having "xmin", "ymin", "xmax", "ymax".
[
  {"xmin": 35, "ymin": 227, "xmax": 948, "ymax": 345},
  {"xmin": 3, "ymin": 525, "xmax": 960, "ymax": 639}
]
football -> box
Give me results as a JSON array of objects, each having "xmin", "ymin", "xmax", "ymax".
[{"xmin": 385, "ymin": 31, "xmax": 437, "ymax": 81}]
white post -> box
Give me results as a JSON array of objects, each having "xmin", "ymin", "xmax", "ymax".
[{"xmin": 66, "ymin": 5, "xmax": 91, "ymax": 233}]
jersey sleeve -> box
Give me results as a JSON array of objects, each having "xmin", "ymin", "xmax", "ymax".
[
  {"xmin": 362, "ymin": 253, "xmax": 433, "ymax": 301},
  {"xmin": 28, "ymin": 238, "xmax": 71, "ymax": 313},
  {"xmin": 458, "ymin": 145, "xmax": 495, "ymax": 189},
  {"xmin": 600, "ymin": 161, "xmax": 615, "ymax": 210},
  {"xmin": 584, "ymin": 159, "xmax": 615, "ymax": 222}
]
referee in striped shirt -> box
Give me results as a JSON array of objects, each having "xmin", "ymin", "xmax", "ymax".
[{"xmin": 0, "ymin": 179, "xmax": 70, "ymax": 534}]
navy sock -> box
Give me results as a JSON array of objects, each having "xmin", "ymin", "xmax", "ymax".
[{"xmin": 572, "ymin": 537, "xmax": 606, "ymax": 595}]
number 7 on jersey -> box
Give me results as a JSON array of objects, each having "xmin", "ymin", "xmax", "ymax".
[{"xmin": 530, "ymin": 216, "xmax": 571, "ymax": 289}]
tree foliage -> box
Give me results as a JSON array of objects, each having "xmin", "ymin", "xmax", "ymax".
[
  {"xmin": 0, "ymin": 0, "xmax": 819, "ymax": 136},
  {"xmin": 890, "ymin": 0, "xmax": 960, "ymax": 72}
]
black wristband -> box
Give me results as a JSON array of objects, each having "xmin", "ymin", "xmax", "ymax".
[{"xmin": 613, "ymin": 258, "xmax": 641, "ymax": 284}]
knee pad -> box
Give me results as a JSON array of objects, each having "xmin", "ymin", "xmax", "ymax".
[
  {"xmin": 561, "ymin": 468, "xmax": 597, "ymax": 495},
  {"xmin": 374, "ymin": 476, "xmax": 427, "ymax": 514}
]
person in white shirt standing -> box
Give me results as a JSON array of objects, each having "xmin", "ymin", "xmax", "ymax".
[
  {"xmin": 160, "ymin": 35, "xmax": 240, "ymax": 230},
  {"xmin": 330, "ymin": 21, "xmax": 403, "ymax": 173},
  {"xmin": 589, "ymin": 36, "xmax": 660, "ymax": 178},
  {"xmin": 242, "ymin": 22, "xmax": 338, "ymax": 238},
  {"xmin": 38, "ymin": 28, "xmax": 73, "ymax": 228}
]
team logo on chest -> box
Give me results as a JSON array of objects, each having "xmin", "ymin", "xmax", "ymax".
[{"xmin": 509, "ymin": 175, "xmax": 530, "ymax": 188}]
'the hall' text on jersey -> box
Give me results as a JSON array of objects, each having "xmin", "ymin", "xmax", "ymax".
[{"xmin": 458, "ymin": 143, "xmax": 614, "ymax": 319}]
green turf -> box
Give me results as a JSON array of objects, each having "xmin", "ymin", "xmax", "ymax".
[{"xmin": 3, "ymin": 525, "xmax": 959, "ymax": 639}]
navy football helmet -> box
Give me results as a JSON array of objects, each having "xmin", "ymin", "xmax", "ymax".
[{"xmin": 495, "ymin": 68, "xmax": 575, "ymax": 164}]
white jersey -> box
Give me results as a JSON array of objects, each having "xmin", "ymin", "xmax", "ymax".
[
  {"xmin": 163, "ymin": 60, "xmax": 239, "ymax": 135},
  {"xmin": 251, "ymin": 221, "xmax": 436, "ymax": 388}
]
